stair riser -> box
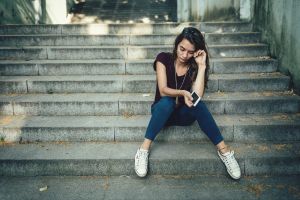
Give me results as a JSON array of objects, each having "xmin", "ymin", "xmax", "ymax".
[
  {"xmin": 0, "ymin": 48, "xmax": 47, "ymax": 60},
  {"xmin": 0, "ymin": 60, "xmax": 277, "ymax": 76},
  {"xmin": 0, "ymin": 63, "xmax": 125, "ymax": 76},
  {"xmin": 0, "ymin": 125, "xmax": 231, "ymax": 143},
  {"xmin": 128, "ymin": 46, "xmax": 269, "ymax": 59},
  {"xmin": 0, "ymin": 158, "xmax": 298, "ymax": 176},
  {"xmin": 0, "ymin": 35, "xmax": 130, "ymax": 46},
  {"xmin": 0, "ymin": 34, "xmax": 260, "ymax": 46},
  {"xmin": 234, "ymin": 125, "xmax": 300, "ymax": 142},
  {"xmin": 120, "ymin": 100, "xmax": 300, "ymax": 115},
  {"xmin": 0, "ymin": 48, "xmax": 126, "ymax": 60},
  {"xmin": 0, "ymin": 81, "xmax": 123, "ymax": 93},
  {"xmin": 9, "ymin": 102, "xmax": 119, "ymax": 116},
  {"xmin": 0, "ymin": 25, "xmax": 62, "ymax": 35},
  {"xmin": 130, "ymin": 33, "xmax": 261, "ymax": 45},
  {"xmin": 212, "ymin": 60, "xmax": 278, "ymax": 74},
  {"xmin": 208, "ymin": 46, "xmax": 269, "ymax": 59},
  {"xmin": 1, "ymin": 124, "xmax": 299, "ymax": 143},
  {"xmin": 0, "ymin": 78, "xmax": 289, "ymax": 94},
  {"xmin": 0, "ymin": 46, "xmax": 268, "ymax": 60},
  {"xmin": 205, "ymin": 33, "xmax": 261, "ymax": 45},
  {"xmin": 200, "ymin": 23, "xmax": 252, "ymax": 33},
  {"xmin": 1, "ymin": 99, "xmax": 298, "ymax": 116},
  {"xmin": 0, "ymin": 23, "xmax": 252, "ymax": 35}
]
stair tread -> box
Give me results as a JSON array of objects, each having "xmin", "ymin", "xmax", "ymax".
[
  {"xmin": 1, "ymin": 175, "xmax": 299, "ymax": 200},
  {"xmin": 0, "ymin": 32, "xmax": 261, "ymax": 36},
  {"xmin": 0, "ymin": 91, "xmax": 299, "ymax": 102},
  {"xmin": 0, "ymin": 72, "xmax": 289, "ymax": 81},
  {"xmin": 0, "ymin": 142, "xmax": 299, "ymax": 160},
  {"xmin": 0, "ymin": 44, "xmax": 268, "ymax": 48},
  {"xmin": 0, "ymin": 91, "xmax": 300, "ymax": 102},
  {"xmin": 0, "ymin": 57, "xmax": 277, "ymax": 63},
  {"xmin": 1, "ymin": 113, "xmax": 299, "ymax": 128}
]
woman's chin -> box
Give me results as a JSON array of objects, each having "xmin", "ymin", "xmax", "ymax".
[{"xmin": 179, "ymin": 58, "xmax": 188, "ymax": 63}]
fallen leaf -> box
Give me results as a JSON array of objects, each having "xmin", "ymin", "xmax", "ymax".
[
  {"xmin": 257, "ymin": 145, "xmax": 270, "ymax": 152},
  {"xmin": 39, "ymin": 186, "xmax": 48, "ymax": 192},
  {"xmin": 122, "ymin": 112, "xmax": 133, "ymax": 118},
  {"xmin": 247, "ymin": 184, "xmax": 266, "ymax": 197}
]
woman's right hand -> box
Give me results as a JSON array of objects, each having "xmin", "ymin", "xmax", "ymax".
[{"xmin": 182, "ymin": 90, "xmax": 193, "ymax": 107}]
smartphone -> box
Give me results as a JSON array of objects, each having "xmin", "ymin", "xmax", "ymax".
[{"xmin": 191, "ymin": 91, "xmax": 201, "ymax": 106}]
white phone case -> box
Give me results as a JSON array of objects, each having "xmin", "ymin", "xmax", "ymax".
[{"xmin": 191, "ymin": 91, "xmax": 201, "ymax": 106}]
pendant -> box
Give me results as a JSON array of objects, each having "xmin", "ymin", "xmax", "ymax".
[{"xmin": 175, "ymin": 96, "xmax": 179, "ymax": 105}]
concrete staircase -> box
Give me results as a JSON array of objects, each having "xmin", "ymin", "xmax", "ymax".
[{"xmin": 0, "ymin": 22, "xmax": 300, "ymax": 199}]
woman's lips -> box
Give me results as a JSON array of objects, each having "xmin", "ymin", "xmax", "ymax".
[{"xmin": 179, "ymin": 57, "xmax": 187, "ymax": 62}]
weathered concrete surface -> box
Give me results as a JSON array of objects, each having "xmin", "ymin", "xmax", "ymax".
[
  {"xmin": 0, "ymin": 22, "xmax": 252, "ymax": 35},
  {"xmin": 253, "ymin": 0, "xmax": 300, "ymax": 95},
  {"xmin": 0, "ymin": 142, "xmax": 299, "ymax": 176},
  {"xmin": 0, "ymin": 114, "xmax": 299, "ymax": 143},
  {"xmin": 0, "ymin": 92, "xmax": 299, "ymax": 116},
  {"xmin": 0, "ymin": 58, "xmax": 278, "ymax": 76},
  {"xmin": 1, "ymin": 175, "xmax": 300, "ymax": 200}
]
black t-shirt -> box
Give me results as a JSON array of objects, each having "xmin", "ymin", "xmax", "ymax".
[{"xmin": 153, "ymin": 52, "xmax": 194, "ymax": 106}]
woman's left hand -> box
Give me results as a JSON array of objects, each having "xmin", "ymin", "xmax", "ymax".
[{"xmin": 194, "ymin": 50, "xmax": 207, "ymax": 69}]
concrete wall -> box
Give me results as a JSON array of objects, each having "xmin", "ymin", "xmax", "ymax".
[
  {"xmin": 0, "ymin": 0, "xmax": 68, "ymax": 24},
  {"xmin": 253, "ymin": 0, "xmax": 300, "ymax": 94},
  {"xmin": 178, "ymin": 0, "xmax": 241, "ymax": 22}
]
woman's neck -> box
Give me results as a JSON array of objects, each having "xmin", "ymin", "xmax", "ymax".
[
  {"xmin": 175, "ymin": 59, "xmax": 189, "ymax": 76},
  {"xmin": 175, "ymin": 59, "xmax": 188, "ymax": 69}
]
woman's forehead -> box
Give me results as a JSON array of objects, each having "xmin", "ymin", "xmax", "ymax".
[{"xmin": 179, "ymin": 39, "xmax": 195, "ymax": 52}]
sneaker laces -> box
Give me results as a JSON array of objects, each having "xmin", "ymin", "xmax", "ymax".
[
  {"xmin": 221, "ymin": 151, "xmax": 239, "ymax": 172},
  {"xmin": 136, "ymin": 149, "xmax": 148, "ymax": 167}
]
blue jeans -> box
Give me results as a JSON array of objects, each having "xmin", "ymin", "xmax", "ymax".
[{"xmin": 145, "ymin": 96, "xmax": 224, "ymax": 145}]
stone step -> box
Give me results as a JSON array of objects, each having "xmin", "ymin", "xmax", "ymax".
[
  {"xmin": 0, "ymin": 73, "xmax": 289, "ymax": 94},
  {"xmin": 0, "ymin": 142, "xmax": 299, "ymax": 176},
  {"xmin": 0, "ymin": 32, "xmax": 261, "ymax": 46},
  {"xmin": 0, "ymin": 60, "xmax": 125, "ymax": 76},
  {"xmin": 0, "ymin": 92, "xmax": 299, "ymax": 116},
  {"xmin": 1, "ymin": 114, "xmax": 299, "ymax": 143},
  {"xmin": 0, "ymin": 44, "xmax": 269, "ymax": 60},
  {"xmin": 0, "ymin": 58, "xmax": 278, "ymax": 76},
  {"xmin": 211, "ymin": 57, "xmax": 278, "ymax": 74},
  {"xmin": 0, "ymin": 22, "xmax": 252, "ymax": 35},
  {"xmin": 1, "ymin": 175, "xmax": 299, "ymax": 200}
]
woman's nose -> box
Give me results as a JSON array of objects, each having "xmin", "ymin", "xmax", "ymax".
[{"xmin": 183, "ymin": 52, "xmax": 188, "ymax": 58}]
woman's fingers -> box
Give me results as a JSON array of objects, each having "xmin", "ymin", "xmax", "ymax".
[{"xmin": 194, "ymin": 50, "xmax": 206, "ymax": 58}]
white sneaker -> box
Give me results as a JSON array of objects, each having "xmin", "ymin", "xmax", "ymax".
[
  {"xmin": 134, "ymin": 148, "xmax": 149, "ymax": 177},
  {"xmin": 218, "ymin": 150, "xmax": 241, "ymax": 180}
]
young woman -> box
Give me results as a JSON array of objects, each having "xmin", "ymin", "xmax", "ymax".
[{"xmin": 134, "ymin": 27, "xmax": 241, "ymax": 179}]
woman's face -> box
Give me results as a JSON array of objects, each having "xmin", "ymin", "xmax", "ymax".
[{"xmin": 176, "ymin": 38, "xmax": 195, "ymax": 63}]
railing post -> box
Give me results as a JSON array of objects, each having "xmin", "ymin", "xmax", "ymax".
[
  {"xmin": 177, "ymin": 0, "xmax": 191, "ymax": 22},
  {"xmin": 42, "ymin": 0, "xmax": 67, "ymax": 24},
  {"xmin": 240, "ymin": 0, "xmax": 255, "ymax": 21},
  {"xmin": 32, "ymin": 0, "xmax": 42, "ymax": 24}
]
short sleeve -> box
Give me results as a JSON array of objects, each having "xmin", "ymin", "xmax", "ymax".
[{"xmin": 153, "ymin": 52, "xmax": 171, "ymax": 71}]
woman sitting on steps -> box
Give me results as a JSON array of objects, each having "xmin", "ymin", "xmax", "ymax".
[{"xmin": 134, "ymin": 27, "xmax": 241, "ymax": 180}]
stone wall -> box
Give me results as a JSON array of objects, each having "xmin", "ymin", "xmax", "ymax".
[
  {"xmin": 178, "ymin": 0, "xmax": 241, "ymax": 22},
  {"xmin": 253, "ymin": 0, "xmax": 300, "ymax": 94}
]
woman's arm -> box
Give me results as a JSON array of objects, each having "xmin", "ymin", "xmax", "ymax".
[
  {"xmin": 156, "ymin": 61, "xmax": 193, "ymax": 106},
  {"xmin": 191, "ymin": 66, "xmax": 206, "ymax": 97},
  {"xmin": 191, "ymin": 50, "xmax": 207, "ymax": 98}
]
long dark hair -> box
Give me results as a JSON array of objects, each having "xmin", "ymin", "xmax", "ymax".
[{"xmin": 172, "ymin": 27, "xmax": 210, "ymax": 89}]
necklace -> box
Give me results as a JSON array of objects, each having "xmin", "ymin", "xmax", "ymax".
[{"xmin": 174, "ymin": 61, "xmax": 189, "ymax": 106}]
